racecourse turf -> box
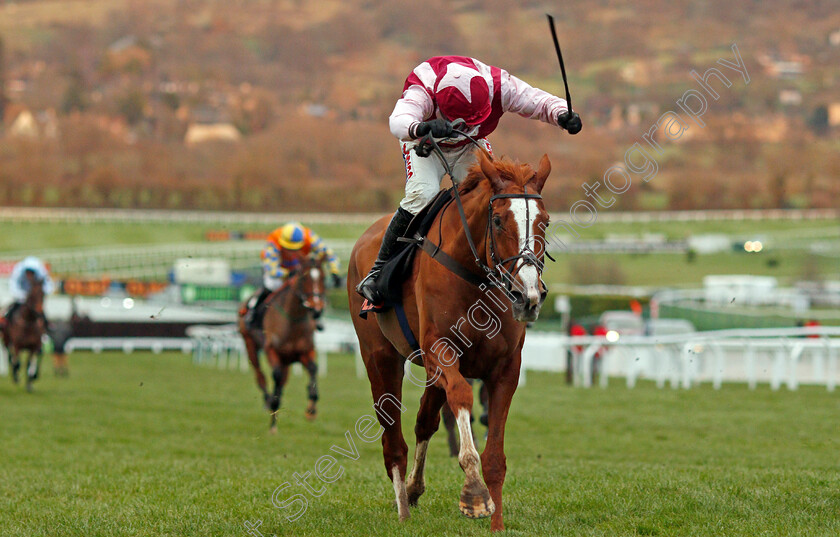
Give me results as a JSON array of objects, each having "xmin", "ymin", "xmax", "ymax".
[{"xmin": 1, "ymin": 351, "xmax": 838, "ymax": 537}]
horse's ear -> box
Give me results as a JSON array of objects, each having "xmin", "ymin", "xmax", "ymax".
[
  {"xmin": 479, "ymin": 150, "xmax": 506, "ymax": 191},
  {"xmin": 528, "ymin": 154, "xmax": 551, "ymax": 193}
]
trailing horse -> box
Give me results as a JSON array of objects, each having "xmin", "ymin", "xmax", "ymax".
[
  {"xmin": 348, "ymin": 148, "xmax": 551, "ymax": 531},
  {"xmin": 3, "ymin": 279, "xmax": 47, "ymax": 392},
  {"xmin": 238, "ymin": 256, "xmax": 327, "ymax": 432}
]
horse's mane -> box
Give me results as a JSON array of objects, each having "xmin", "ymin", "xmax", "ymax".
[{"xmin": 458, "ymin": 154, "xmax": 535, "ymax": 195}]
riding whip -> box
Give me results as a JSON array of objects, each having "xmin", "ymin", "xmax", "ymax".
[{"xmin": 546, "ymin": 13, "xmax": 573, "ymax": 112}]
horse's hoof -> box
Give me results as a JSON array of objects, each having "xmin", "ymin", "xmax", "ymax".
[
  {"xmin": 407, "ymin": 482, "xmax": 425, "ymax": 507},
  {"xmin": 25, "ymin": 382, "xmax": 33, "ymax": 393},
  {"xmin": 459, "ymin": 482, "xmax": 495, "ymax": 519},
  {"xmin": 305, "ymin": 410, "xmax": 317, "ymax": 421},
  {"xmin": 269, "ymin": 425, "xmax": 278, "ymax": 435},
  {"xmin": 391, "ymin": 499, "xmax": 410, "ymax": 521}
]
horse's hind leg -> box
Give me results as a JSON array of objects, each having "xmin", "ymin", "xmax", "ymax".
[
  {"xmin": 406, "ymin": 385, "xmax": 447, "ymax": 506},
  {"xmin": 303, "ymin": 351, "xmax": 318, "ymax": 420},
  {"xmin": 243, "ymin": 332, "xmax": 269, "ymax": 407},
  {"xmin": 361, "ymin": 342, "xmax": 410, "ymax": 521}
]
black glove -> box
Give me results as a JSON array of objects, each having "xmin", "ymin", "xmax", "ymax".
[
  {"xmin": 331, "ymin": 273, "xmax": 342, "ymax": 289},
  {"xmin": 557, "ymin": 111, "xmax": 582, "ymax": 135},
  {"xmin": 410, "ymin": 119, "xmax": 454, "ymax": 139}
]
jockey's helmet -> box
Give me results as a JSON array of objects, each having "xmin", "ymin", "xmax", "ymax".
[
  {"xmin": 278, "ymin": 223, "xmax": 305, "ymax": 250},
  {"xmin": 434, "ymin": 63, "xmax": 492, "ymax": 126}
]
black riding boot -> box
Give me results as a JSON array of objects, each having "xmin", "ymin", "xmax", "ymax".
[
  {"xmin": 245, "ymin": 287, "xmax": 271, "ymax": 329},
  {"xmin": 0, "ymin": 302, "xmax": 20, "ymax": 328},
  {"xmin": 4, "ymin": 302, "xmax": 20, "ymax": 324},
  {"xmin": 356, "ymin": 207, "xmax": 414, "ymax": 304}
]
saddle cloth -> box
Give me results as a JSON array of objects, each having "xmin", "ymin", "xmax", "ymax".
[{"xmin": 359, "ymin": 189, "xmax": 454, "ymax": 319}]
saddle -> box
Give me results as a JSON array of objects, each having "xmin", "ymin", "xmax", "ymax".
[{"xmin": 359, "ymin": 189, "xmax": 454, "ymax": 319}]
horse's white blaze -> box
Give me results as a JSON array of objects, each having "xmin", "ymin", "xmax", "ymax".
[
  {"xmin": 509, "ymin": 198, "xmax": 541, "ymax": 305},
  {"xmin": 310, "ymin": 268, "xmax": 321, "ymax": 295},
  {"xmin": 456, "ymin": 409, "xmax": 482, "ymax": 481}
]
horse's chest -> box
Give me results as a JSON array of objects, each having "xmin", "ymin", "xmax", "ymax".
[{"xmin": 273, "ymin": 334, "xmax": 312, "ymax": 354}]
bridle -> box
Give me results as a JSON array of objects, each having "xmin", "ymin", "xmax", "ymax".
[
  {"xmin": 293, "ymin": 261, "xmax": 326, "ymax": 315},
  {"xmin": 486, "ymin": 188, "xmax": 547, "ymax": 283},
  {"xmin": 24, "ymin": 280, "xmax": 45, "ymax": 317},
  {"xmin": 269, "ymin": 262, "xmax": 325, "ymax": 322},
  {"xmin": 416, "ymin": 127, "xmax": 551, "ymax": 292}
]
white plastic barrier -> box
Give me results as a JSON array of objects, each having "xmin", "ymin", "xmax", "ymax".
[
  {"xmin": 65, "ymin": 337, "xmax": 194, "ymax": 355},
  {"xmin": 566, "ymin": 326, "xmax": 840, "ymax": 391},
  {"xmin": 188, "ymin": 319, "xmax": 360, "ymax": 376}
]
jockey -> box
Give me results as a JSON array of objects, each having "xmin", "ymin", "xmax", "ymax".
[
  {"xmin": 4, "ymin": 256, "xmax": 55, "ymax": 325},
  {"xmin": 245, "ymin": 223, "xmax": 340, "ymax": 329},
  {"xmin": 356, "ymin": 55, "xmax": 582, "ymax": 304}
]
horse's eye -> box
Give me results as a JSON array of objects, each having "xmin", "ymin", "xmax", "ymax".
[{"xmin": 493, "ymin": 215, "xmax": 503, "ymax": 228}]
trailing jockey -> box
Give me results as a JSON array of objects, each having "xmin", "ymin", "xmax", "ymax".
[
  {"xmin": 244, "ymin": 223, "xmax": 341, "ymax": 330},
  {"xmin": 3, "ymin": 256, "xmax": 55, "ymax": 329},
  {"xmin": 355, "ymin": 55, "xmax": 582, "ymax": 305}
]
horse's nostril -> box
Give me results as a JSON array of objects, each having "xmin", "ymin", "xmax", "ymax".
[{"xmin": 510, "ymin": 290, "xmax": 525, "ymax": 304}]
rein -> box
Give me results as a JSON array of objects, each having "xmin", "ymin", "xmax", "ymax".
[{"xmin": 415, "ymin": 130, "xmax": 547, "ymax": 291}]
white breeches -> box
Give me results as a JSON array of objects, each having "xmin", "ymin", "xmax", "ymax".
[
  {"xmin": 398, "ymin": 138, "xmax": 493, "ymax": 214},
  {"xmin": 263, "ymin": 274, "xmax": 284, "ymax": 291}
]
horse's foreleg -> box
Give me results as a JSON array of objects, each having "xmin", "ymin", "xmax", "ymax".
[
  {"xmin": 481, "ymin": 356, "xmax": 521, "ymax": 532},
  {"xmin": 29, "ymin": 348, "xmax": 42, "ymax": 380},
  {"xmin": 479, "ymin": 381, "xmax": 490, "ymax": 427},
  {"xmin": 25, "ymin": 349, "xmax": 41, "ymax": 392},
  {"xmin": 441, "ymin": 402, "xmax": 459, "ymax": 457},
  {"xmin": 9, "ymin": 348, "xmax": 20, "ymax": 384},
  {"xmin": 406, "ymin": 385, "xmax": 447, "ymax": 506},
  {"xmin": 440, "ymin": 370, "xmax": 494, "ymax": 519},
  {"xmin": 303, "ymin": 351, "xmax": 318, "ymax": 420},
  {"xmin": 265, "ymin": 347, "xmax": 285, "ymax": 432}
]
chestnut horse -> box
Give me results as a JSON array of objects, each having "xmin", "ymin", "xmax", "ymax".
[
  {"xmin": 238, "ymin": 256, "xmax": 326, "ymax": 432},
  {"xmin": 348, "ymin": 150, "xmax": 551, "ymax": 531},
  {"xmin": 3, "ymin": 279, "xmax": 46, "ymax": 392}
]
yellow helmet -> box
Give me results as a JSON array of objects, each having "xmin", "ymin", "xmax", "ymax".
[{"xmin": 278, "ymin": 223, "xmax": 305, "ymax": 250}]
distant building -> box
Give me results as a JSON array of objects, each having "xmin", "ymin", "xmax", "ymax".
[
  {"xmin": 8, "ymin": 109, "xmax": 38, "ymax": 138},
  {"xmin": 105, "ymin": 35, "xmax": 152, "ymax": 72},
  {"xmin": 758, "ymin": 54, "xmax": 808, "ymax": 79},
  {"xmin": 828, "ymin": 103, "xmax": 840, "ymax": 127},
  {"xmin": 184, "ymin": 123, "xmax": 241, "ymax": 145},
  {"xmin": 778, "ymin": 89, "xmax": 802, "ymax": 106},
  {"xmin": 4, "ymin": 107, "xmax": 60, "ymax": 140}
]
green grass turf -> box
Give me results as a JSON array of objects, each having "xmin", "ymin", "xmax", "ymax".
[{"xmin": 1, "ymin": 351, "xmax": 838, "ymax": 536}]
